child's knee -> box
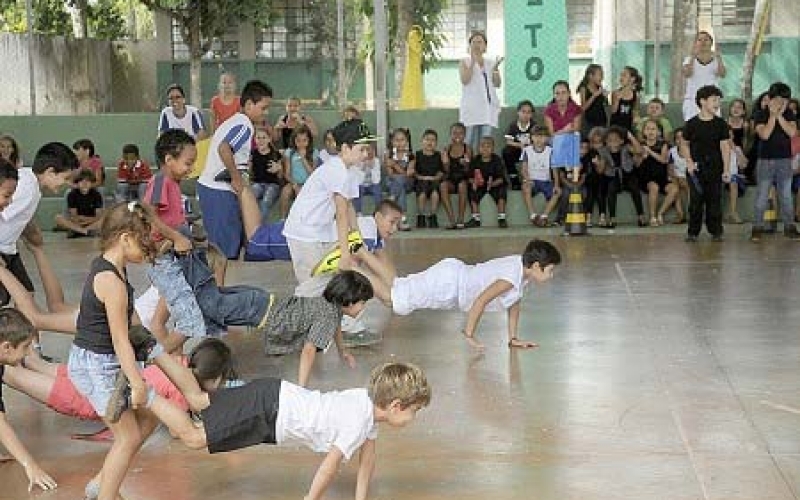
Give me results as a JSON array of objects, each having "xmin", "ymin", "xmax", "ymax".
[{"xmin": 181, "ymin": 426, "xmax": 208, "ymax": 450}]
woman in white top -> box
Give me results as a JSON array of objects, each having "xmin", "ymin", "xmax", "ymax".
[
  {"xmin": 459, "ymin": 32, "xmax": 503, "ymax": 152},
  {"xmin": 158, "ymin": 84, "xmax": 208, "ymax": 140},
  {"xmin": 681, "ymin": 31, "xmax": 726, "ymax": 121}
]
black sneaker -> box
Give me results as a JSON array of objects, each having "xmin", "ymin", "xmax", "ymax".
[
  {"xmin": 498, "ymin": 218, "xmax": 508, "ymax": 228},
  {"xmin": 750, "ymin": 228, "xmax": 762, "ymax": 242},
  {"xmin": 106, "ymin": 370, "xmax": 131, "ymax": 424},
  {"xmin": 428, "ymin": 214, "xmax": 438, "ymax": 228},
  {"xmin": 416, "ymin": 214, "xmax": 427, "ymax": 228},
  {"xmin": 464, "ymin": 218, "xmax": 481, "ymax": 229},
  {"xmin": 784, "ymin": 225, "xmax": 800, "ymax": 240},
  {"xmin": 685, "ymin": 234, "xmax": 698, "ymax": 243},
  {"xmin": 214, "ymin": 170, "xmax": 232, "ymax": 183}
]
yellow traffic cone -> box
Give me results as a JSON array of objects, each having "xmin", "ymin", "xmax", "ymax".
[{"xmin": 564, "ymin": 190, "xmax": 587, "ymax": 236}]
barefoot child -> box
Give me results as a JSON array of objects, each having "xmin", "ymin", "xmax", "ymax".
[
  {"xmin": 440, "ymin": 122, "xmax": 472, "ymax": 229},
  {"xmin": 355, "ymin": 239, "xmax": 561, "ymax": 349}
]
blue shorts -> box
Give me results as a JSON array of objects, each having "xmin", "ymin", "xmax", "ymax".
[
  {"xmin": 197, "ymin": 184, "xmax": 243, "ymax": 260},
  {"xmin": 551, "ymin": 132, "xmax": 581, "ymax": 169},
  {"xmin": 530, "ymin": 180, "xmax": 554, "ymax": 200},
  {"xmin": 245, "ymin": 221, "xmax": 292, "ymax": 262},
  {"xmin": 68, "ymin": 346, "xmax": 141, "ymax": 418}
]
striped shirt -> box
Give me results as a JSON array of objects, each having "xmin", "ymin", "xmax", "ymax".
[
  {"xmin": 198, "ymin": 112, "xmax": 254, "ymax": 192},
  {"xmin": 263, "ymin": 296, "xmax": 342, "ymax": 355}
]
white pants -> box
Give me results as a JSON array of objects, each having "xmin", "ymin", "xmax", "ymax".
[
  {"xmin": 286, "ymin": 238, "xmax": 335, "ymax": 297},
  {"xmin": 391, "ymin": 258, "xmax": 464, "ymax": 315}
]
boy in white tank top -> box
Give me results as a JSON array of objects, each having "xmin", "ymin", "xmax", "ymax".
[{"xmin": 354, "ymin": 239, "xmax": 561, "ymax": 350}]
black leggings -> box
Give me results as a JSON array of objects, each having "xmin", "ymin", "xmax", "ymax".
[
  {"xmin": 584, "ymin": 175, "xmax": 604, "ymax": 216},
  {"xmin": 604, "ymin": 171, "xmax": 643, "ymax": 218}
]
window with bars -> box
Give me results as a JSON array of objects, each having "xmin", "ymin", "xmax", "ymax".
[
  {"xmin": 567, "ymin": 0, "xmax": 594, "ymax": 55},
  {"xmin": 256, "ymin": 0, "xmax": 316, "ymax": 59},
  {"xmin": 651, "ymin": 0, "xmax": 760, "ymax": 39},
  {"xmin": 439, "ymin": 0, "xmax": 487, "ymax": 59},
  {"xmin": 171, "ymin": 19, "xmax": 240, "ymax": 60}
]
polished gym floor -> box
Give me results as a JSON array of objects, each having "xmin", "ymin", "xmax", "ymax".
[{"xmin": 1, "ymin": 226, "xmax": 799, "ymax": 500}]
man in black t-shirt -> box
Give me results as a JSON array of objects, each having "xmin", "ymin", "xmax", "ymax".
[
  {"xmin": 751, "ymin": 82, "xmax": 799, "ymax": 241},
  {"xmin": 681, "ymin": 85, "xmax": 731, "ymax": 242},
  {"xmin": 54, "ymin": 169, "xmax": 103, "ymax": 238}
]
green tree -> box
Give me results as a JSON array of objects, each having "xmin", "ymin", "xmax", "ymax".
[
  {"xmin": 139, "ymin": 0, "xmax": 274, "ymax": 106},
  {"xmin": 357, "ymin": 0, "xmax": 446, "ymax": 102}
]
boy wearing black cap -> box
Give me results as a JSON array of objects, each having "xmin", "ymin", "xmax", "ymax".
[{"xmin": 282, "ymin": 119, "xmax": 379, "ymax": 296}]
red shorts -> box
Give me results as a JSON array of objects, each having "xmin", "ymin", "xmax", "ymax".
[{"xmin": 47, "ymin": 365, "xmax": 99, "ymax": 420}]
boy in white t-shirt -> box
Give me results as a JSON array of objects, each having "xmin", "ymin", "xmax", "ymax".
[
  {"xmin": 520, "ymin": 126, "xmax": 561, "ymax": 227},
  {"xmin": 355, "ymin": 239, "xmax": 561, "ymax": 350},
  {"xmin": 282, "ymin": 119, "xmax": 379, "ymax": 297},
  {"xmin": 198, "ymin": 80, "xmax": 273, "ymax": 259},
  {"xmin": 142, "ymin": 355, "xmax": 430, "ymax": 500}
]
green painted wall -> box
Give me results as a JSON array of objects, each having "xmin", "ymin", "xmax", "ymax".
[{"xmin": 602, "ymin": 36, "xmax": 800, "ymax": 101}]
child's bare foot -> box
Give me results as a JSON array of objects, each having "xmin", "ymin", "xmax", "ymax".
[
  {"xmin": 508, "ymin": 338, "xmax": 539, "ymax": 349},
  {"xmin": 461, "ymin": 330, "xmax": 484, "ymax": 350}
]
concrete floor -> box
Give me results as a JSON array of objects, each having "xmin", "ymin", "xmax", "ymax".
[{"xmin": 1, "ymin": 227, "xmax": 800, "ymax": 500}]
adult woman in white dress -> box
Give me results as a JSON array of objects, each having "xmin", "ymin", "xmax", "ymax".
[
  {"xmin": 682, "ymin": 31, "xmax": 726, "ymax": 121},
  {"xmin": 459, "ymin": 32, "xmax": 503, "ymax": 152}
]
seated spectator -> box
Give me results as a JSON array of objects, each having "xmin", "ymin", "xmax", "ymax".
[
  {"xmin": 279, "ymin": 125, "xmax": 319, "ymax": 219},
  {"xmin": 413, "ymin": 129, "xmax": 445, "ymax": 228},
  {"xmin": 353, "ymin": 144, "xmax": 382, "ymax": 216},
  {"xmin": 54, "ymin": 170, "xmax": 103, "ymax": 238},
  {"xmin": 465, "ymin": 136, "xmax": 508, "ymax": 228},
  {"xmin": 274, "ymin": 97, "xmax": 318, "ymax": 150},
  {"xmin": 116, "ymin": 143, "xmax": 153, "ymax": 202},
  {"xmin": 384, "ymin": 128, "xmax": 415, "ymax": 231},
  {"xmin": 0, "ymin": 134, "xmax": 23, "ymax": 168},
  {"xmin": 636, "ymin": 98, "xmax": 674, "ymax": 143},
  {"xmin": 520, "ymin": 126, "xmax": 559, "ymax": 227},
  {"xmin": 72, "ymin": 138, "xmax": 105, "ymax": 193},
  {"xmin": 249, "ymin": 127, "xmax": 283, "ymax": 221},
  {"xmin": 502, "ymin": 100, "xmax": 535, "ymax": 190},
  {"xmin": 635, "ymin": 118, "xmax": 677, "ymax": 226},
  {"xmin": 440, "ymin": 122, "xmax": 472, "ymax": 230}
]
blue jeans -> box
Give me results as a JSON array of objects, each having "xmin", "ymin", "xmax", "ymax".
[
  {"xmin": 115, "ymin": 182, "xmax": 147, "ymax": 202},
  {"xmin": 353, "ymin": 183, "xmax": 383, "ymax": 213},
  {"xmin": 149, "ymin": 254, "xmax": 206, "ymax": 337},
  {"xmin": 465, "ymin": 124, "xmax": 494, "ymax": 153},
  {"xmin": 251, "ymin": 182, "xmax": 281, "ymax": 221},
  {"xmin": 753, "ymin": 158, "xmax": 794, "ymax": 227},
  {"xmin": 386, "ymin": 175, "xmax": 412, "ymax": 211},
  {"xmin": 177, "ymin": 247, "xmax": 270, "ymax": 333}
]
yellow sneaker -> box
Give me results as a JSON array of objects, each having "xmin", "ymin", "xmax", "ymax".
[
  {"xmin": 311, "ymin": 231, "xmax": 365, "ymax": 277},
  {"xmin": 311, "ymin": 246, "xmax": 342, "ymax": 276}
]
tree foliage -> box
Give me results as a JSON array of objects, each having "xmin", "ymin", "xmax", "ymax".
[
  {"xmin": 357, "ymin": 0, "xmax": 446, "ymax": 73},
  {"xmin": 0, "ymin": 0, "xmax": 146, "ymax": 39}
]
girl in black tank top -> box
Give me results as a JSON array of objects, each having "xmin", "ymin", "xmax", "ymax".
[
  {"xmin": 610, "ymin": 66, "xmax": 642, "ymax": 133},
  {"xmin": 67, "ymin": 202, "xmax": 156, "ymax": 500},
  {"xmin": 441, "ymin": 123, "xmax": 472, "ymax": 229}
]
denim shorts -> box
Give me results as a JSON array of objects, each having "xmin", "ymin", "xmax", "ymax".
[
  {"xmin": 149, "ymin": 254, "xmax": 206, "ymax": 338},
  {"xmin": 67, "ymin": 345, "xmax": 129, "ymax": 418}
]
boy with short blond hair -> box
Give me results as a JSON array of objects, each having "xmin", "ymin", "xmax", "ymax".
[{"xmin": 142, "ymin": 355, "xmax": 430, "ymax": 500}]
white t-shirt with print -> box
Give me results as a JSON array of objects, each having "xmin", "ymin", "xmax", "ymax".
[
  {"xmin": 0, "ymin": 168, "xmax": 41, "ymax": 254},
  {"xmin": 282, "ymin": 155, "xmax": 359, "ymax": 243},
  {"xmin": 199, "ymin": 113, "xmax": 254, "ymax": 192},
  {"xmin": 457, "ymin": 255, "xmax": 527, "ymax": 312},
  {"xmin": 276, "ymin": 381, "xmax": 378, "ymax": 460},
  {"xmin": 520, "ymin": 145, "xmax": 553, "ymax": 182},
  {"xmin": 158, "ymin": 105, "xmax": 206, "ymax": 139}
]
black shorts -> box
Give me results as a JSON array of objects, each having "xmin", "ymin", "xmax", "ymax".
[
  {"xmin": 0, "ymin": 252, "xmax": 34, "ymax": 306},
  {"xmin": 468, "ymin": 184, "xmax": 507, "ymax": 204},
  {"xmin": 202, "ymin": 378, "xmax": 281, "ymax": 454},
  {"xmin": 415, "ymin": 179, "xmax": 440, "ymax": 197}
]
